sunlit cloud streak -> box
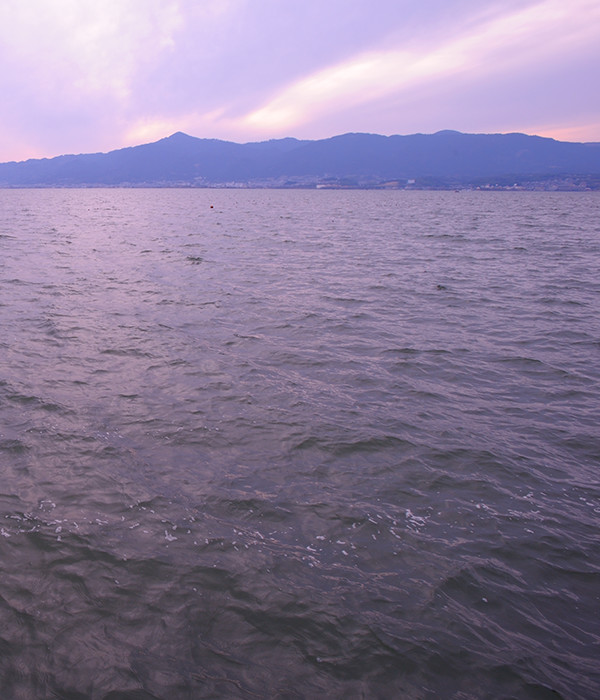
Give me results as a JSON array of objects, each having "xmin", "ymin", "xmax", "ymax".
[
  {"xmin": 242, "ymin": 0, "xmax": 600, "ymax": 136},
  {"xmin": 0, "ymin": 0, "xmax": 598, "ymax": 161}
]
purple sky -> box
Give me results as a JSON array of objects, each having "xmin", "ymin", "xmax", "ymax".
[{"xmin": 1, "ymin": 0, "xmax": 599, "ymax": 162}]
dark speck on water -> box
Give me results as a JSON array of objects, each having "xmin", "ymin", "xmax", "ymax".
[{"xmin": 0, "ymin": 188, "xmax": 599, "ymax": 699}]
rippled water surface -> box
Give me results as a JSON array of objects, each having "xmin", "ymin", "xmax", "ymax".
[{"xmin": 1, "ymin": 189, "xmax": 599, "ymax": 699}]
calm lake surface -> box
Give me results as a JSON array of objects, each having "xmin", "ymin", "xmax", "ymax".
[{"xmin": 0, "ymin": 189, "xmax": 599, "ymax": 699}]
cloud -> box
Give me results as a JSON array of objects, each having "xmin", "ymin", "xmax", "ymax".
[
  {"xmin": 0, "ymin": 0, "xmax": 184, "ymax": 156},
  {"xmin": 240, "ymin": 0, "xmax": 600, "ymax": 137},
  {"xmin": 0, "ymin": 0, "xmax": 598, "ymax": 159},
  {"xmin": 0, "ymin": 1, "xmax": 182, "ymax": 98}
]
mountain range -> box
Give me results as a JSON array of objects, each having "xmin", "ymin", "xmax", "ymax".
[{"xmin": 0, "ymin": 130, "xmax": 599, "ymax": 189}]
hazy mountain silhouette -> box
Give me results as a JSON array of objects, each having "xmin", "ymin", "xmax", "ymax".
[{"xmin": 0, "ymin": 130, "xmax": 598, "ymax": 187}]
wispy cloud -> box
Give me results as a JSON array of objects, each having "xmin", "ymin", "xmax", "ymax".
[
  {"xmin": 0, "ymin": 0, "xmax": 183, "ymax": 156},
  {"xmin": 0, "ymin": 0, "xmax": 182, "ymax": 100},
  {"xmin": 241, "ymin": 0, "xmax": 600, "ymax": 136},
  {"xmin": 0, "ymin": 0, "xmax": 598, "ymax": 159}
]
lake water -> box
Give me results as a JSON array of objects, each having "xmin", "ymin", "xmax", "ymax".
[{"xmin": 0, "ymin": 189, "xmax": 599, "ymax": 699}]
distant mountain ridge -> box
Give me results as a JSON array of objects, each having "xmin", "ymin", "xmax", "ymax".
[{"xmin": 1, "ymin": 130, "xmax": 599, "ymax": 188}]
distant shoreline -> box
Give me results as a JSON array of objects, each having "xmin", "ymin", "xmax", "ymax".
[
  {"xmin": 1, "ymin": 180, "xmax": 598, "ymax": 192},
  {"xmin": 1, "ymin": 131, "xmax": 598, "ymax": 190}
]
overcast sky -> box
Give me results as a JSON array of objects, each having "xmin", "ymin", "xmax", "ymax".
[{"xmin": 1, "ymin": 0, "xmax": 599, "ymax": 161}]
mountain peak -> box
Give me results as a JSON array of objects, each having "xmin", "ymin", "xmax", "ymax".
[{"xmin": 0, "ymin": 131, "xmax": 598, "ymax": 187}]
